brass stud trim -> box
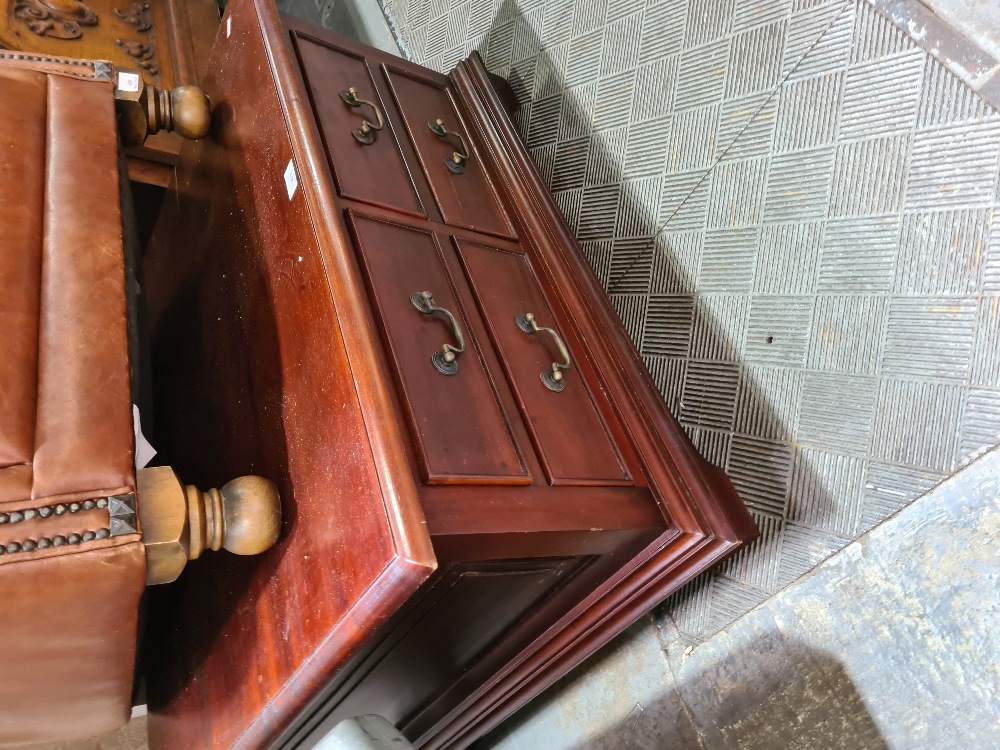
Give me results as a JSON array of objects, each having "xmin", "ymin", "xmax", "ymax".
[
  {"xmin": 0, "ymin": 496, "xmax": 114, "ymax": 525},
  {"xmin": 0, "ymin": 528, "xmax": 112, "ymax": 558}
]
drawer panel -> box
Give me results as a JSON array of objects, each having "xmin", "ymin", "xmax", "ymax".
[
  {"xmin": 291, "ymin": 32, "xmax": 426, "ymax": 217},
  {"xmin": 455, "ymin": 239, "xmax": 630, "ymax": 486},
  {"xmin": 383, "ymin": 66, "xmax": 515, "ymax": 239},
  {"xmin": 348, "ymin": 213, "xmax": 529, "ymax": 485}
]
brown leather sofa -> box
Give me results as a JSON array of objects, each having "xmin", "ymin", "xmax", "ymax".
[
  {"xmin": 0, "ymin": 54, "xmax": 280, "ymax": 748},
  {"xmin": 0, "ymin": 58, "xmax": 146, "ymax": 747}
]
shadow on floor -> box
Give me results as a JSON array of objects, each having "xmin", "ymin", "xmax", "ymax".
[{"xmin": 482, "ymin": 619, "xmax": 888, "ymax": 750}]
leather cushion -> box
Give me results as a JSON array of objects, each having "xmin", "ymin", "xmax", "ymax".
[{"xmin": 0, "ymin": 65, "xmax": 135, "ymax": 508}]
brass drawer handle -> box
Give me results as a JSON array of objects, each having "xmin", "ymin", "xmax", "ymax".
[
  {"xmin": 411, "ymin": 291, "xmax": 466, "ymax": 376},
  {"xmin": 428, "ymin": 118, "xmax": 471, "ymax": 174},
  {"xmin": 340, "ymin": 86, "xmax": 385, "ymax": 145},
  {"xmin": 515, "ymin": 313, "xmax": 571, "ymax": 392}
]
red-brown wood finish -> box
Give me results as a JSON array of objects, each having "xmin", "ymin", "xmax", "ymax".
[
  {"xmin": 141, "ymin": 1, "xmax": 435, "ymax": 747},
  {"xmin": 141, "ymin": 1, "xmax": 756, "ymax": 748},
  {"xmin": 290, "ymin": 33, "xmax": 426, "ymax": 218},
  {"xmin": 346, "ymin": 213, "xmax": 528, "ymax": 485},
  {"xmin": 454, "ymin": 239, "xmax": 629, "ymax": 486},
  {"xmin": 381, "ymin": 66, "xmax": 515, "ymax": 240}
]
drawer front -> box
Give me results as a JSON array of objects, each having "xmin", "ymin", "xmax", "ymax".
[
  {"xmin": 455, "ymin": 239, "xmax": 630, "ymax": 486},
  {"xmin": 291, "ymin": 31, "xmax": 426, "ymax": 217},
  {"xmin": 348, "ymin": 213, "xmax": 529, "ymax": 485},
  {"xmin": 383, "ymin": 66, "xmax": 515, "ymax": 239}
]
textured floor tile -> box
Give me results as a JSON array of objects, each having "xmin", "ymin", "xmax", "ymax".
[
  {"xmin": 839, "ymin": 49, "xmax": 923, "ymax": 136},
  {"xmin": 659, "ymin": 170, "xmax": 712, "ymax": 230},
  {"xmin": 789, "ymin": 447, "xmax": 865, "ymax": 535},
  {"xmin": 689, "ymin": 294, "xmax": 750, "ymax": 360},
  {"xmin": 615, "ymin": 176, "xmax": 663, "ymax": 238},
  {"xmin": 829, "ymin": 134, "xmax": 909, "ymax": 216},
  {"xmin": 384, "ymin": 0, "xmax": 1000, "ymax": 656},
  {"xmin": 684, "ymin": 0, "xmax": 736, "ymax": 48},
  {"xmin": 623, "ymin": 117, "xmax": 672, "ymax": 177},
  {"xmin": 642, "ymin": 295, "xmax": 694, "ymax": 357},
  {"xmin": 807, "ymin": 294, "xmax": 886, "ymax": 374},
  {"xmin": 775, "ymin": 522, "xmax": 846, "ymax": 586},
  {"xmin": 720, "ymin": 511, "xmax": 784, "ymax": 590},
  {"xmin": 592, "ymin": 70, "xmax": 635, "ymax": 131},
  {"xmin": 698, "ymin": 228, "xmax": 758, "ymax": 291},
  {"xmin": 708, "ymin": 576, "xmax": 771, "ymax": 627},
  {"xmin": 763, "ymin": 147, "xmax": 834, "ymax": 222},
  {"xmin": 685, "ymin": 425, "xmax": 732, "ymax": 467},
  {"xmin": 860, "ymin": 460, "xmax": 944, "ymax": 531},
  {"xmin": 753, "ymin": 221, "xmax": 822, "ymax": 293},
  {"xmin": 817, "ymin": 215, "xmax": 899, "ymax": 292},
  {"xmin": 639, "ymin": 0, "xmax": 688, "ymax": 61},
  {"xmin": 917, "ymin": 54, "xmax": 997, "ymax": 128},
  {"xmin": 783, "ymin": 0, "xmax": 853, "ymax": 79},
  {"xmin": 727, "ymin": 21, "xmax": 787, "ymax": 98},
  {"xmin": 871, "ymin": 378, "xmax": 964, "ymax": 472},
  {"xmin": 667, "ymin": 105, "xmax": 720, "ymax": 172},
  {"xmin": 727, "ymin": 434, "xmax": 795, "ymax": 517},
  {"xmin": 675, "ymin": 39, "xmax": 731, "ymax": 110},
  {"xmin": 773, "ymin": 71, "xmax": 842, "ymax": 152},
  {"xmin": 894, "ymin": 209, "xmax": 990, "ymax": 295},
  {"xmin": 733, "ymin": 0, "xmax": 793, "ymax": 33},
  {"xmin": 881, "ymin": 297, "xmax": 977, "ymax": 382},
  {"xmin": 744, "ymin": 295, "xmax": 814, "ymax": 366},
  {"xmin": 650, "ymin": 232, "xmax": 703, "ymax": 293},
  {"xmin": 959, "ymin": 388, "xmax": 1000, "ymax": 464},
  {"xmin": 609, "ymin": 292, "xmax": 648, "ymax": 346},
  {"xmin": 734, "ymin": 364, "xmax": 803, "ymax": 442},
  {"xmin": 680, "ymin": 359, "xmax": 742, "ymax": 429},
  {"xmin": 708, "ymin": 156, "xmax": 770, "ymax": 227},
  {"xmin": 585, "ymin": 126, "xmax": 628, "ymax": 185},
  {"xmin": 850, "ymin": 0, "xmax": 911, "ymax": 62},
  {"xmin": 905, "ymin": 121, "xmax": 1000, "ymax": 210},
  {"xmin": 716, "ymin": 90, "xmax": 779, "ymax": 159},
  {"xmin": 631, "ymin": 56, "xmax": 678, "ymax": 122},
  {"xmin": 600, "ymin": 12, "xmax": 642, "ymax": 76},
  {"xmin": 558, "ymin": 83, "xmax": 595, "ymax": 141},
  {"xmin": 645, "ymin": 354, "xmax": 686, "ymax": 413},
  {"xmin": 797, "ymin": 371, "xmax": 878, "ymax": 454},
  {"xmin": 972, "ymin": 296, "xmax": 1000, "ymax": 386}
]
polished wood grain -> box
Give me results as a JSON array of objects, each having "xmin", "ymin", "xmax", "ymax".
[
  {"xmin": 142, "ymin": 1, "xmax": 756, "ymax": 748},
  {"xmin": 142, "ymin": 0, "xmax": 435, "ymax": 746},
  {"xmin": 382, "ymin": 66, "xmax": 515, "ymax": 240},
  {"xmin": 290, "ymin": 33, "xmax": 426, "ymax": 218},
  {"xmin": 346, "ymin": 212, "xmax": 529, "ymax": 485},
  {"xmin": 454, "ymin": 239, "xmax": 629, "ymax": 486}
]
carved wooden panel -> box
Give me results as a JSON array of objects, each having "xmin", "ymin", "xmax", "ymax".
[{"xmin": 0, "ymin": 0, "xmax": 220, "ymax": 181}]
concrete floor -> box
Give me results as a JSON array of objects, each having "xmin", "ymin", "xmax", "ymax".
[{"xmin": 485, "ymin": 446, "xmax": 1000, "ymax": 749}]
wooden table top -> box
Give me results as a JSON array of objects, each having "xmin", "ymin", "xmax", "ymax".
[{"xmin": 141, "ymin": 0, "xmax": 436, "ymax": 746}]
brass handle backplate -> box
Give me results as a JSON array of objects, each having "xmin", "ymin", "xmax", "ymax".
[
  {"xmin": 411, "ymin": 291, "xmax": 466, "ymax": 376},
  {"xmin": 340, "ymin": 86, "xmax": 385, "ymax": 145},
  {"xmin": 428, "ymin": 118, "xmax": 471, "ymax": 174},
  {"xmin": 515, "ymin": 313, "xmax": 572, "ymax": 392}
]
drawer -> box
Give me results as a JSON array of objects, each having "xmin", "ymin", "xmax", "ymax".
[
  {"xmin": 347, "ymin": 212, "xmax": 529, "ymax": 485},
  {"xmin": 383, "ymin": 66, "xmax": 515, "ymax": 240},
  {"xmin": 455, "ymin": 239, "xmax": 630, "ymax": 486},
  {"xmin": 290, "ymin": 31, "xmax": 426, "ymax": 217}
]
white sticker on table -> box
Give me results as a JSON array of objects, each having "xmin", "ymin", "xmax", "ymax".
[{"xmin": 284, "ymin": 159, "xmax": 298, "ymax": 200}]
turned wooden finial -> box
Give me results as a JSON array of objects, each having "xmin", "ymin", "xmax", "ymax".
[
  {"xmin": 113, "ymin": 69, "xmax": 211, "ymax": 147},
  {"xmin": 138, "ymin": 467, "xmax": 281, "ymax": 586},
  {"xmin": 166, "ymin": 85, "xmax": 212, "ymax": 140}
]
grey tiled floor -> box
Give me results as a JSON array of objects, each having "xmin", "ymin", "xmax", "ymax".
[{"xmin": 381, "ymin": 0, "xmax": 1000, "ymax": 645}]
